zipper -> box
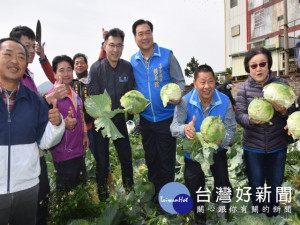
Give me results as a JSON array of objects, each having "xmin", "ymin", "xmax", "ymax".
[
  {"xmin": 7, "ymin": 101, "xmax": 11, "ymax": 193},
  {"xmin": 144, "ymin": 58, "xmax": 156, "ymax": 122}
]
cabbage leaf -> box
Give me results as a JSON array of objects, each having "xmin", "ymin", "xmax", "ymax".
[{"xmin": 84, "ymin": 90, "xmax": 125, "ymax": 140}]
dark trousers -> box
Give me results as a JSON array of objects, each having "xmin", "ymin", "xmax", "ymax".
[
  {"xmin": 87, "ymin": 128, "xmax": 95, "ymax": 157},
  {"xmin": 184, "ymin": 150, "xmax": 232, "ymax": 218},
  {"xmin": 244, "ymin": 149, "xmax": 287, "ymax": 217},
  {"xmin": 0, "ymin": 184, "xmax": 39, "ymax": 225},
  {"xmin": 140, "ymin": 116, "xmax": 176, "ymax": 194},
  {"xmin": 53, "ymin": 156, "xmax": 86, "ymax": 192},
  {"xmin": 93, "ymin": 114, "xmax": 133, "ymax": 200},
  {"xmin": 36, "ymin": 156, "xmax": 50, "ymax": 225}
]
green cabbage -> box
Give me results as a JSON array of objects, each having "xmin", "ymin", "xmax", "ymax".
[
  {"xmin": 120, "ymin": 90, "xmax": 149, "ymax": 114},
  {"xmin": 287, "ymin": 111, "xmax": 300, "ymax": 140},
  {"xmin": 200, "ymin": 116, "xmax": 225, "ymax": 143},
  {"xmin": 263, "ymin": 82, "xmax": 296, "ymax": 109},
  {"xmin": 160, "ymin": 83, "xmax": 182, "ymax": 107},
  {"xmin": 84, "ymin": 90, "xmax": 125, "ymax": 140},
  {"xmin": 248, "ymin": 97, "xmax": 274, "ymax": 124}
]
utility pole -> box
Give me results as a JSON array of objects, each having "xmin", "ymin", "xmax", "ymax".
[{"xmin": 284, "ymin": 0, "xmax": 289, "ymax": 76}]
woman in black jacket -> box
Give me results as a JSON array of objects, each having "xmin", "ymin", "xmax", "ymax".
[{"xmin": 235, "ymin": 47, "xmax": 291, "ymax": 217}]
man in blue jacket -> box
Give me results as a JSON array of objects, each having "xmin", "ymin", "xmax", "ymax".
[
  {"xmin": 0, "ymin": 38, "xmax": 65, "ymax": 225},
  {"xmin": 170, "ymin": 65, "xmax": 236, "ymax": 224},
  {"xmin": 130, "ymin": 19, "xmax": 185, "ymax": 210}
]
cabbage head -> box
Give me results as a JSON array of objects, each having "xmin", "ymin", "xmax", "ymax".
[
  {"xmin": 287, "ymin": 111, "xmax": 300, "ymax": 140},
  {"xmin": 248, "ymin": 97, "xmax": 274, "ymax": 124},
  {"xmin": 263, "ymin": 82, "xmax": 296, "ymax": 109},
  {"xmin": 120, "ymin": 90, "xmax": 149, "ymax": 114},
  {"xmin": 200, "ymin": 116, "xmax": 225, "ymax": 143},
  {"xmin": 160, "ymin": 83, "xmax": 182, "ymax": 107}
]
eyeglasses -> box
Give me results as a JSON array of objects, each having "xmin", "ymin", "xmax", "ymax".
[
  {"xmin": 250, "ymin": 62, "xmax": 267, "ymax": 70},
  {"xmin": 107, "ymin": 43, "xmax": 124, "ymax": 49}
]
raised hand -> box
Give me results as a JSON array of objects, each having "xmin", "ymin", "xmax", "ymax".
[
  {"xmin": 102, "ymin": 27, "xmax": 108, "ymax": 40},
  {"xmin": 64, "ymin": 107, "xmax": 77, "ymax": 130},
  {"xmin": 35, "ymin": 42, "xmax": 46, "ymax": 59},
  {"xmin": 184, "ymin": 115, "xmax": 196, "ymax": 140},
  {"xmin": 53, "ymin": 75, "xmax": 68, "ymax": 100},
  {"xmin": 48, "ymin": 99, "xmax": 62, "ymax": 126}
]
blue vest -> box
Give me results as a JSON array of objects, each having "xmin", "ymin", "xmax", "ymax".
[
  {"xmin": 184, "ymin": 89, "xmax": 229, "ymax": 159},
  {"xmin": 131, "ymin": 43, "xmax": 174, "ymax": 122}
]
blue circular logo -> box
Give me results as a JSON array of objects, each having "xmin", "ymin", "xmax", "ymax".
[{"xmin": 158, "ymin": 182, "xmax": 193, "ymax": 214}]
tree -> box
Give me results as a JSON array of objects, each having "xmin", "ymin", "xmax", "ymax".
[{"xmin": 184, "ymin": 56, "xmax": 200, "ymax": 78}]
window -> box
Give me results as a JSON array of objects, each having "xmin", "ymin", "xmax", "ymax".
[
  {"xmin": 230, "ymin": 0, "xmax": 237, "ymax": 8},
  {"xmin": 277, "ymin": 15, "xmax": 284, "ymax": 21},
  {"xmin": 254, "ymin": 9, "xmax": 264, "ymax": 28}
]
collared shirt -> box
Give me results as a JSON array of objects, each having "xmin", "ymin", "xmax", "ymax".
[
  {"xmin": 21, "ymin": 68, "xmax": 38, "ymax": 94},
  {"xmin": 170, "ymin": 92, "xmax": 236, "ymax": 148},
  {"xmin": 0, "ymin": 83, "xmax": 19, "ymax": 113}
]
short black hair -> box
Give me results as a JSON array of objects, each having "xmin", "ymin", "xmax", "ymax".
[
  {"xmin": 132, "ymin": 19, "xmax": 153, "ymax": 36},
  {"xmin": 9, "ymin": 26, "xmax": 35, "ymax": 41},
  {"xmin": 52, "ymin": 55, "xmax": 74, "ymax": 73},
  {"xmin": 105, "ymin": 28, "xmax": 125, "ymax": 42},
  {"xmin": 194, "ymin": 64, "xmax": 215, "ymax": 80},
  {"xmin": 0, "ymin": 37, "xmax": 28, "ymax": 61},
  {"xmin": 73, "ymin": 53, "xmax": 88, "ymax": 64},
  {"xmin": 244, "ymin": 47, "xmax": 272, "ymax": 73}
]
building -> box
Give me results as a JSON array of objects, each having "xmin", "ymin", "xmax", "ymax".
[{"xmin": 225, "ymin": 0, "xmax": 300, "ymax": 78}]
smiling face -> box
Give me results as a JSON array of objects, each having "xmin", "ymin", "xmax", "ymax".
[
  {"xmin": 0, "ymin": 40, "xmax": 27, "ymax": 87},
  {"xmin": 193, "ymin": 71, "xmax": 216, "ymax": 106},
  {"xmin": 248, "ymin": 53, "xmax": 269, "ymax": 85},
  {"xmin": 19, "ymin": 35, "xmax": 35, "ymax": 64},
  {"xmin": 104, "ymin": 36, "xmax": 123, "ymax": 67},
  {"xmin": 74, "ymin": 56, "xmax": 88, "ymax": 74},
  {"xmin": 134, "ymin": 23, "xmax": 154, "ymax": 56},
  {"xmin": 54, "ymin": 61, "xmax": 73, "ymax": 85}
]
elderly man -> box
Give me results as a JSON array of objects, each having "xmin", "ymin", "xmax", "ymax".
[{"xmin": 0, "ymin": 38, "xmax": 64, "ymax": 225}]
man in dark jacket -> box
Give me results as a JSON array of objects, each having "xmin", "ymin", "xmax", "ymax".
[
  {"xmin": 216, "ymin": 80, "xmax": 236, "ymax": 108},
  {"xmin": 88, "ymin": 28, "xmax": 135, "ymax": 201}
]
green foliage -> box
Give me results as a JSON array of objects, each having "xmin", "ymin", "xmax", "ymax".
[
  {"xmin": 45, "ymin": 124, "xmax": 300, "ymax": 224},
  {"xmin": 184, "ymin": 56, "xmax": 199, "ymax": 78},
  {"xmin": 84, "ymin": 90, "xmax": 125, "ymax": 140}
]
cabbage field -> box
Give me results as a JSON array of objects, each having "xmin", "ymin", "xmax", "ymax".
[{"xmin": 45, "ymin": 124, "xmax": 300, "ymax": 225}]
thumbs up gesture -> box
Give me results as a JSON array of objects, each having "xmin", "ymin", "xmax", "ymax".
[
  {"xmin": 44, "ymin": 76, "xmax": 68, "ymax": 105},
  {"xmin": 64, "ymin": 107, "xmax": 77, "ymax": 130},
  {"xmin": 48, "ymin": 99, "xmax": 62, "ymax": 126},
  {"xmin": 53, "ymin": 75, "xmax": 67, "ymax": 100},
  {"xmin": 184, "ymin": 115, "xmax": 196, "ymax": 140}
]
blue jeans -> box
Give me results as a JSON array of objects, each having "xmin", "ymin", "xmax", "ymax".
[
  {"xmin": 244, "ymin": 149, "xmax": 287, "ymax": 217},
  {"xmin": 0, "ymin": 184, "xmax": 39, "ymax": 225}
]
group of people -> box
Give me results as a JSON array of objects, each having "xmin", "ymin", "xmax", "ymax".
[{"xmin": 0, "ymin": 18, "xmax": 299, "ymax": 225}]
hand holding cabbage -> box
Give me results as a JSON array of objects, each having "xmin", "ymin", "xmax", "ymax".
[
  {"xmin": 160, "ymin": 83, "xmax": 182, "ymax": 107},
  {"xmin": 184, "ymin": 116, "xmax": 226, "ymax": 175}
]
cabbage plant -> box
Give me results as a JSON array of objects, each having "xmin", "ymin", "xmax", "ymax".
[
  {"xmin": 263, "ymin": 82, "xmax": 296, "ymax": 109},
  {"xmin": 287, "ymin": 111, "xmax": 300, "ymax": 140},
  {"xmin": 120, "ymin": 90, "xmax": 149, "ymax": 114},
  {"xmin": 84, "ymin": 90, "xmax": 125, "ymax": 140},
  {"xmin": 248, "ymin": 97, "xmax": 274, "ymax": 124},
  {"xmin": 160, "ymin": 83, "xmax": 182, "ymax": 107},
  {"xmin": 200, "ymin": 116, "xmax": 225, "ymax": 143}
]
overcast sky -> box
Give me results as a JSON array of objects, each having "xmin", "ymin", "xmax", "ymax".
[{"xmin": 0, "ymin": 0, "xmax": 224, "ymax": 87}]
